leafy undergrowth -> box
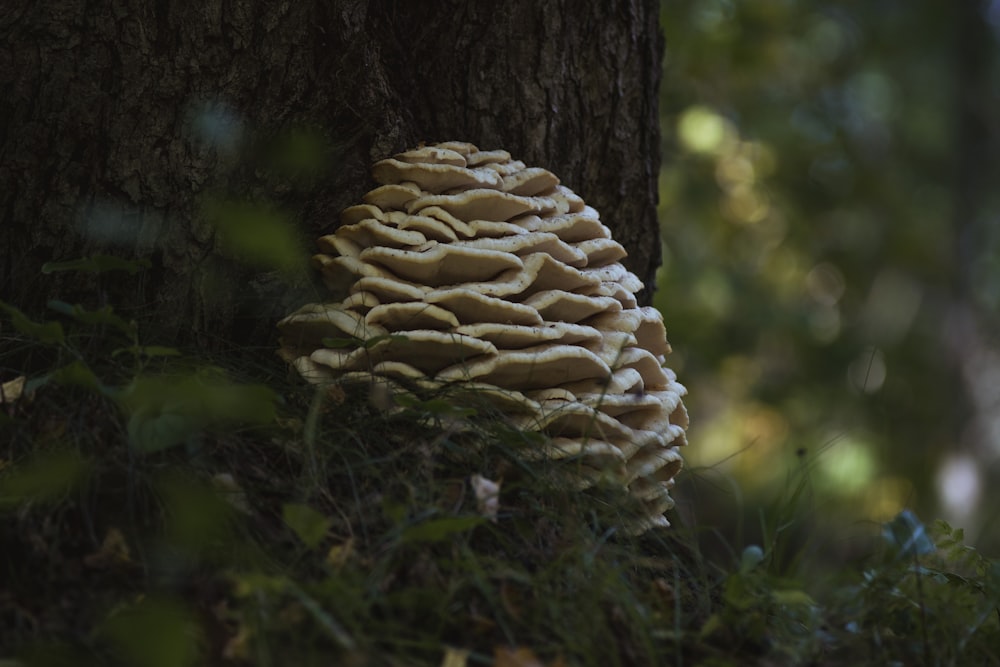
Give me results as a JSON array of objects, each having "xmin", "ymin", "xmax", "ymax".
[{"xmin": 2, "ymin": 260, "xmax": 999, "ymax": 666}]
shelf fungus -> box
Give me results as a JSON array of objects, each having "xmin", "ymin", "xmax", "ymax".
[{"xmin": 279, "ymin": 142, "xmax": 688, "ymax": 532}]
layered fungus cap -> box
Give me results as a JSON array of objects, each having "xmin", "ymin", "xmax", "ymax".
[{"xmin": 279, "ymin": 141, "xmax": 688, "ymax": 531}]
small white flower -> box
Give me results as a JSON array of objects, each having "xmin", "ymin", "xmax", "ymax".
[{"xmin": 470, "ymin": 474, "xmax": 501, "ymax": 522}]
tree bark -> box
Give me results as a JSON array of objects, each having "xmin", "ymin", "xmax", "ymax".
[{"xmin": 0, "ymin": 0, "xmax": 663, "ymax": 349}]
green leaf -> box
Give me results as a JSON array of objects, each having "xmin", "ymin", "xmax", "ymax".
[
  {"xmin": 231, "ymin": 572, "xmax": 290, "ymax": 598},
  {"xmin": 361, "ymin": 334, "xmax": 410, "ymax": 349},
  {"xmin": 41, "ymin": 255, "xmax": 151, "ymax": 275},
  {"xmin": 50, "ymin": 360, "xmax": 106, "ymax": 393},
  {"xmin": 319, "ymin": 334, "xmax": 411, "ymax": 351},
  {"xmin": 393, "ymin": 394, "xmax": 477, "ymax": 418},
  {"xmin": 0, "ymin": 449, "xmax": 89, "ymax": 509},
  {"xmin": 882, "ymin": 509, "xmax": 936, "ymax": 560},
  {"xmin": 699, "ymin": 613, "xmax": 723, "ymax": 639},
  {"xmin": 771, "ymin": 589, "xmax": 817, "ymax": 607},
  {"xmin": 491, "ymin": 424, "xmax": 548, "ymax": 448},
  {"xmin": 382, "ymin": 498, "xmax": 407, "ymax": 524},
  {"xmin": 400, "ymin": 515, "xmax": 484, "ymax": 544},
  {"xmin": 113, "ymin": 345, "xmax": 183, "ymax": 359},
  {"xmin": 203, "ymin": 198, "xmax": 308, "ymax": 274},
  {"xmin": 0, "ymin": 302, "xmax": 65, "ymax": 344},
  {"xmin": 137, "ymin": 345, "xmax": 183, "ymax": 357},
  {"xmin": 101, "ymin": 597, "xmax": 199, "ymax": 667},
  {"xmin": 985, "ymin": 559, "xmax": 1000, "ymax": 598},
  {"xmin": 723, "ymin": 573, "xmax": 755, "ymax": 611},
  {"xmin": 286, "ymin": 583, "xmax": 355, "ymax": 649},
  {"xmin": 158, "ymin": 473, "xmax": 235, "ymax": 553},
  {"xmin": 321, "ymin": 336, "xmax": 361, "ymax": 349},
  {"xmin": 127, "ymin": 411, "xmax": 200, "ymax": 455},
  {"xmin": 119, "ymin": 372, "xmax": 279, "ymax": 454},
  {"xmin": 47, "ymin": 300, "xmax": 137, "ymax": 338},
  {"xmin": 283, "ymin": 503, "xmax": 331, "ymax": 548}
]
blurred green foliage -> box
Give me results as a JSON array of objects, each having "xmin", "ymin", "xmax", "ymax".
[
  {"xmin": 283, "ymin": 502, "xmax": 333, "ymax": 549},
  {"xmin": 100, "ymin": 597, "xmax": 200, "ymax": 667},
  {"xmin": 5, "ymin": 22, "xmax": 1000, "ymax": 662},
  {"xmin": 120, "ymin": 371, "xmax": 279, "ymax": 454},
  {"xmin": 0, "ymin": 449, "xmax": 89, "ymax": 511},
  {"xmin": 4, "ymin": 176, "xmax": 1000, "ymax": 667},
  {"xmin": 656, "ymin": 0, "xmax": 1000, "ymax": 550},
  {"xmin": 202, "ymin": 197, "xmax": 310, "ymax": 278}
]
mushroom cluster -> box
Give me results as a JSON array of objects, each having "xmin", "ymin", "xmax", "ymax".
[{"xmin": 279, "ymin": 141, "xmax": 688, "ymax": 530}]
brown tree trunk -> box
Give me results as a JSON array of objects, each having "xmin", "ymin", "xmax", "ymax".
[{"xmin": 0, "ymin": 0, "xmax": 664, "ymax": 350}]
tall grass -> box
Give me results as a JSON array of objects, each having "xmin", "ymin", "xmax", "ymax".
[{"xmin": 2, "ymin": 260, "xmax": 998, "ymax": 666}]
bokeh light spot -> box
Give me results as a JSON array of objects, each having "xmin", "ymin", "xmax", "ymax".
[
  {"xmin": 806, "ymin": 16, "xmax": 847, "ymax": 63},
  {"xmin": 715, "ymin": 155, "xmax": 756, "ymax": 187},
  {"xmin": 806, "ymin": 262, "xmax": 846, "ymax": 306},
  {"xmin": 937, "ymin": 454, "xmax": 982, "ymax": 520},
  {"xmin": 809, "ymin": 305, "xmax": 842, "ymax": 343},
  {"xmin": 862, "ymin": 269, "xmax": 923, "ymax": 344},
  {"xmin": 845, "ymin": 69, "xmax": 895, "ymax": 126},
  {"xmin": 848, "ymin": 346, "xmax": 887, "ymax": 394},
  {"xmin": 863, "ymin": 477, "xmax": 911, "ymax": 522},
  {"xmin": 723, "ymin": 185, "xmax": 770, "ymax": 224},
  {"xmin": 821, "ymin": 436, "xmax": 876, "ymax": 493},
  {"xmin": 694, "ymin": 270, "xmax": 735, "ymax": 318},
  {"xmin": 678, "ymin": 106, "xmax": 731, "ymax": 155}
]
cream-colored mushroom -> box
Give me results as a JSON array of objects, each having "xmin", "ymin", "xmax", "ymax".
[
  {"xmin": 437, "ymin": 344, "xmax": 612, "ymax": 390},
  {"xmin": 465, "ymin": 149, "xmax": 512, "ymax": 166},
  {"xmin": 418, "ymin": 206, "xmax": 526, "ymax": 239},
  {"xmin": 362, "ymin": 182, "xmax": 422, "ymax": 210},
  {"xmin": 372, "ymin": 159, "xmax": 502, "ymax": 191},
  {"xmin": 502, "ymin": 167, "xmax": 560, "ymax": 196},
  {"xmin": 278, "ymin": 303, "xmax": 387, "ymax": 351},
  {"xmin": 559, "ymin": 367, "xmax": 646, "ymax": 398},
  {"xmin": 312, "ymin": 329, "xmax": 497, "ymax": 376},
  {"xmin": 397, "ymin": 213, "xmax": 461, "ymax": 242},
  {"xmin": 523, "ymin": 289, "xmax": 622, "ymax": 323},
  {"xmin": 394, "ymin": 146, "xmax": 467, "ymax": 166},
  {"xmin": 360, "ymin": 243, "xmax": 523, "ymax": 286},
  {"xmin": 425, "ymin": 288, "xmax": 543, "ymax": 326},
  {"xmin": 513, "ymin": 212, "xmax": 610, "ymax": 242},
  {"xmin": 351, "ymin": 276, "xmax": 428, "ymax": 303},
  {"xmin": 409, "ymin": 189, "xmax": 551, "ymax": 222},
  {"xmin": 339, "ymin": 204, "xmax": 387, "ymax": 226},
  {"xmin": 478, "ymin": 159, "xmax": 528, "ymax": 177},
  {"xmin": 574, "ymin": 237, "xmax": 628, "ymax": 266},
  {"xmin": 325, "ymin": 218, "xmax": 427, "ymax": 250},
  {"xmin": 365, "ymin": 302, "xmax": 460, "ymax": 331},
  {"xmin": 456, "ymin": 233, "xmax": 587, "ymax": 267},
  {"xmin": 278, "ymin": 141, "xmax": 688, "ymax": 531},
  {"xmin": 453, "ymin": 322, "xmax": 602, "ymax": 349}
]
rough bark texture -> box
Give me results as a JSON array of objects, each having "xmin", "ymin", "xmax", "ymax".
[{"xmin": 0, "ymin": 1, "xmax": 663, "ymax": 350}]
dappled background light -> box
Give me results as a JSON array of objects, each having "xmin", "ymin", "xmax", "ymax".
[
  {"xmin": 187, "ymin": 99, "xmax": 245, "ymax": 152},
  {"xmin": 657, "ymin": 0, "xmax": 1000, "ymax": 553}
]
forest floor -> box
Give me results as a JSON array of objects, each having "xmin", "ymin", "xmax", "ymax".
[{"xmin": 2, "ymin": 288, "xmax": 999, "ymax": 666}]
